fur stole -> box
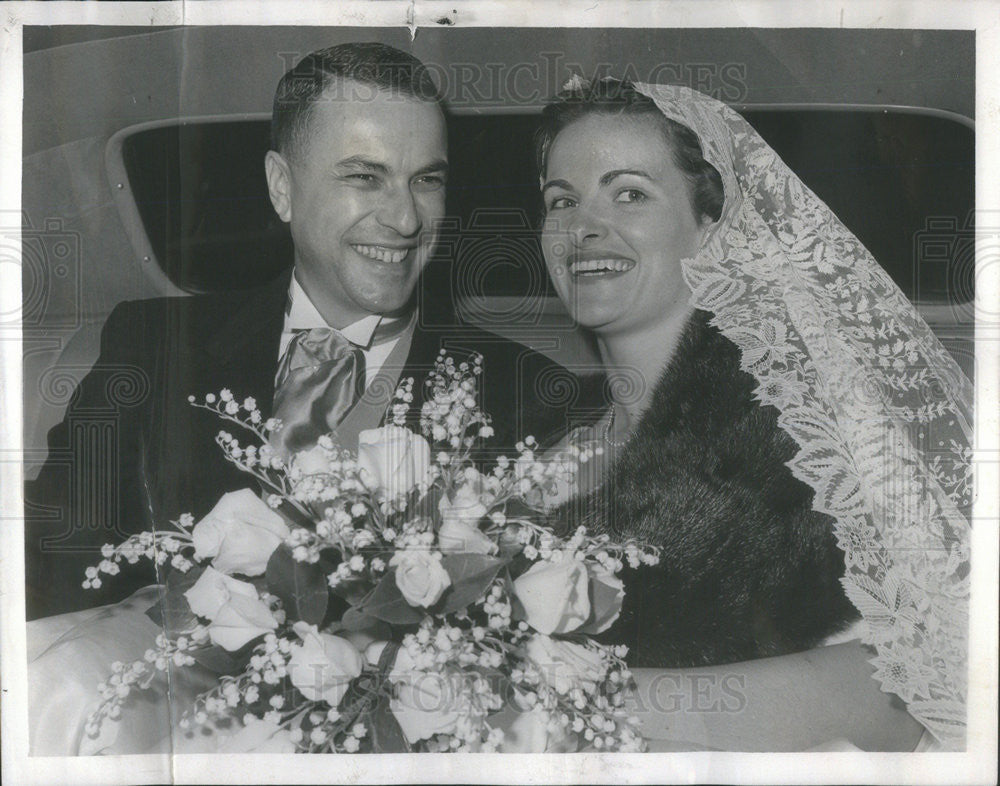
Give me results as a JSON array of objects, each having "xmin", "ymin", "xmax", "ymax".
[{"xmin": 559, "ymin": 310, "xmax": 858, "ymax": 667}]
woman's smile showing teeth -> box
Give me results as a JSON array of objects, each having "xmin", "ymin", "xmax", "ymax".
[
  {"xmin": 569, "ymin": 257, "xmax": 637, "ymax": 276},
  {"xmin": 351, "ymin": 244, "xmax": 411, "ymax": 263}
]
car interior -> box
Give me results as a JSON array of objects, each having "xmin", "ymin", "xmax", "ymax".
[{"xmin": 21, "ymin": 27, "xmax": 975, "ymax": 478}]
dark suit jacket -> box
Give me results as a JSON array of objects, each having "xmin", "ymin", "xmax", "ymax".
[{"xmin": 25, "ymin": 272, "xmax": 592, "ymax": 619}]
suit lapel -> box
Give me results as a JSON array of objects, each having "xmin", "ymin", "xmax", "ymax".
[
  {"xmin": 148, "ymin": 273, "xmax": 290, "ymax": 521},
  {"xmin": 199, "ymin": 270, "xmax": 290, "ymax": 417},
  {"xmin": 398, "ymin": 321, "xmax": 455, "ymax": 417}
]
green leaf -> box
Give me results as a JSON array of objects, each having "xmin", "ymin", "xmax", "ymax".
[
  {"xmin": 338, "ymin": 607, "xmax": 393, "ymax": 644},
  {"xmin": 437, "ymin": 553, "xmax": 508, "ymax": 615},
  {"xmin": 359, "ymin": 572, "xmax": 425, "ymax": 625},
  {"xmin": 375, "ymin": 639, "xmax": 400, "ymax": 677},
  {"xmin": 370, "ymin": 695, "xmax": 411, "ymax": 753},
  {"xmin": 328, "ymin": 576, "xmax": 375, "ymax": 607},
  {"xmin": 502, "ymin": 496, "xmax": 542, "ymax": 521},
  {"xmin": 188, "ymin": 643, "xmax": 244, "ymax": 675},
  {"xmin": 336, "ymin": 673, "xmax": 377, "ymax": 717},
  {"xmin": 144, "ymin": 565, "xmax": 204, "ymax": 633},
  {"xmin": 339, "ymin": 605, "xmax": 376, "ymax": 632},
  {"xmin": 189, "ymin": 628, "xmax": 265, "ymax": 675},
  {"xmin": 265, "ymin": 545, "xmax": 329, "ymax": 625},
  {"xmin": 577, "ymin": 571, "xmax": 625, "ymax": 635},
  {"xmin": 504, "ymin": 569, "xmax": 528, "ymax": 624},
  {"xmin": 319, "ymin": 549, "xmax": 379, "ymax": 607}
]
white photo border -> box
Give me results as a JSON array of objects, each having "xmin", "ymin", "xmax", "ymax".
[{"xmin": 2, "ymin": 2, "xmax": 996, "ymax": 784}]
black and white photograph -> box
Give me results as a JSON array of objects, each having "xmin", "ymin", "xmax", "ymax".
[{"xmin": 1, "ymin": 2, "xmax": 997, "ymax": 784}]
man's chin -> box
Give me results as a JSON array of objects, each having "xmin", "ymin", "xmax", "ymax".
[
  {"xmin": 352, "ymin": 287, "xmax": 420, "ymax": 318},
  {"xmin": 350, "ymin": 269, "xmax": 427, "ymax": 313}
]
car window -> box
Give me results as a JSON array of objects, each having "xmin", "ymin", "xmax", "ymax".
[{"xmin": 120, "ymin": 109, "xmax": 974, "ymax": 305}]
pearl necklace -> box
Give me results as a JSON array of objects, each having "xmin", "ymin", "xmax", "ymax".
[{"xmin": 602, "ymin": 403, "xmax": 630, "ymax": 448}]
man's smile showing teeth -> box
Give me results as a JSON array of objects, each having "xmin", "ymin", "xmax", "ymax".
[
  {"xmin": 351, "ymin": 244, "xmax": 411, "ymax": 263},
  {"xmin": 569, "ymin": 258, "xmax": 636, "ymax": 276}
]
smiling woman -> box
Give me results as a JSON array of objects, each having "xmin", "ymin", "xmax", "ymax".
[
  {"xmin": 540, "ymin": 78, "xmax": 972, "ymax": 751},
  {"xmin": 540, "ymin": 110, "xmax": 713, "ymax": 424}
]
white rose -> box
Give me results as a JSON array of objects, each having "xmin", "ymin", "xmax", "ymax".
[
  {"xmin": 524, "ymin": 634, "xmax": 606, "ymax": 695},
  {"xmin": 363, "ymin": 640, "xmax": 389, "ymax": 667},
  {"xmin": 207, "ymin": 597, "xmax": 281, "ymax": 652},
  {"xmin": 217, "ymin": 717, "xmax": 296, "ymax": 753},
  {"xmin": 357, "ymin": 425, "xmax": 432, "ymax": 499},
  {"xmin": 388, "ymin": 648, "xmax": 462, "ymax": 743},
  {"xmin": 499, "ymin": 706, "xmax": 578, "ymax": 753},
  {"xmin": 191, "ymin": 489, "xmax": 290, "ymax": 576},
  {"xmin": 512, "ymin": 556, "xmax": 590, "ymax": 635},
  {"xmin": 437, "ymin": 478, "xmax": 496, "ymax": 555},
  {"xmin": 389, "ymin": 550, "xmax": 451, "ymax": 607},
  {"xmin": 183, "ymin": 567, "xmax": 279, "ymax": 651},
  {"xmin": 437, "ymin": 517, "xmax": 497, "ymax": 555},
  {"xmin": 287, "ymin": 622, "xmax": 363, "ymax": 705},
  {"xmin": 184, "ymin": 566, "xmax": 257, "ymax": 618}
]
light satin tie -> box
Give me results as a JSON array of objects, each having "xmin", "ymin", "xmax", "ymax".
[{"xmin": 272, "ymin": 327, "xmax": 366, "ymax": 456}]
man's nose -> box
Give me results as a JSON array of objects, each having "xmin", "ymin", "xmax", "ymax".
[{"xmin": 376, "ymin": 185, "xmax": 422, "ymax": 237}]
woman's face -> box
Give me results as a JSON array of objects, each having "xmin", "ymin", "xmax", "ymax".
[{"xmin": 540, "ymin": 113, "xmax": 708, "ymax": 336}]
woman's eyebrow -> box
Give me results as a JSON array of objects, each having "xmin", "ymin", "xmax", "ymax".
[
  {"xmin": 599, "ymin": 168, "xmax": 654, "ymax": 186},
  {"xmin": 542, "ymin": 170, "xmax": 654, "ymax": 194},
  {"xmin": 541, "ymin": 178, "xmax": 573, "ymax": 194}
]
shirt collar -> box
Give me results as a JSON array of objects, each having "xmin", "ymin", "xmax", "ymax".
[{"xmin": 286, "ymin": 272, "xmax": 409, "ymax": 349}]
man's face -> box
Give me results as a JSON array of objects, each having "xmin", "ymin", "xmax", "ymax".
[{"xmin": 266, "ymin": 82, "xmax": 448, "ymax": 327}]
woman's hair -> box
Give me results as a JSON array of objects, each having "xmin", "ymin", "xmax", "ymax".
[{"xmin": 535, "ymin": 78, "xmax": 724, "ymax": 223}]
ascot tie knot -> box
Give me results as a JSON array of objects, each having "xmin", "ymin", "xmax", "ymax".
[
  {"xmin": 272, "ymin": 327, "xmax": 366, "ymax": 456},
  {"xmin": 271, "ymin": 314, "xmax": 413, "ymax": 456},
  {"xmin": 276, "ymin": 328, "xmax": 362, "ymax": 384}
]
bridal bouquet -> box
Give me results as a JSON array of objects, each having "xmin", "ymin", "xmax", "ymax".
[{"xmin": 83, "ymin": 352, "xmax": 659, "ymax": 753}]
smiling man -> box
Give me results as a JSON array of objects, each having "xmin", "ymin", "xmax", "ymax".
[
  {"xmin": 265, "ymin": 54, "xmax": 449, "ymax": 327},
  {"xmin": 24, "ymin": 43, "xmax": 579, "ymax": 619}
]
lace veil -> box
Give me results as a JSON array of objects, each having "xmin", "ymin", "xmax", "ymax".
[{"xmin": 632, "ymin": 83, "xmax": 972, "ymax": 748}]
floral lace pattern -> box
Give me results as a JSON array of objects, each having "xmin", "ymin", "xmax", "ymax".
[{"xmin": 636, "ymin": 83, "xmax": 973, "ymax": 748}]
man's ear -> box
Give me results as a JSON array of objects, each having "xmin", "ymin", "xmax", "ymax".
[{"xmin": 265, "ymin": 150, "xmax": 293, "ymax": 223}]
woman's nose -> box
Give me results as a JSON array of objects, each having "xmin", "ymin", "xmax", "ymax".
[{"xmin": 567, "ymin": 207, "xmax": 607, "ymax": 245}]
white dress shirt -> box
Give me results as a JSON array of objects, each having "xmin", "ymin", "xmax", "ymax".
[{"xmin": 278, "ymin": 274, "xmax": 408, "ymax": 390}]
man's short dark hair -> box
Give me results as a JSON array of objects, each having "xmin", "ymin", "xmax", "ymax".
[{"xmin": 271, "ymin": 42, "xmax": 444, "ymax": 161}]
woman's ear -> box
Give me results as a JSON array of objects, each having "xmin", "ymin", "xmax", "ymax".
[
  {"xmin": 264, "ymin": 150, "xmax": 293, "ymax": 223},
  {"xmin": 697, "ymin": 213, "xmax": 717, "ymax": 246}
]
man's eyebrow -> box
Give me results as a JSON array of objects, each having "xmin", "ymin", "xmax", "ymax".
[
  {"xmin": 541, "ymin": 178, "xmax": 573, "ymax": 194},
  {"xmin": 335, "ymin": 156, "xmax": 389, "ymax": 174},
  {"xmin": 334, "ymin": 156, "xmax": 449, "ymax": 178},
  {"xmin": 413, "ymin": 159, "xmax": 449, "ymax": 177},
  {"xmin": 599, "ymin": 168, "xmax": 654, "ymax": 186}
]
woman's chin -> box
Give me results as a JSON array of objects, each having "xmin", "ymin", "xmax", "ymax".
[
  {"xmin": 569, "ymin": 308, "xmax": 622, "ymax": 333},
  {"xmin": 562, "ymin": 297, "xmax": 627, "ymax": 331}
]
